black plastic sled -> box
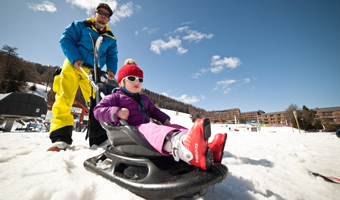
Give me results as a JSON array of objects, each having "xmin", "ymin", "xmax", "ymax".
[
  {"xmin": 84, "ymin": 120, "xmax": 229, "ymax": 199},
  {"xmin": 80, "ymin": 48, "xmax": 229, "ymax": 198}
]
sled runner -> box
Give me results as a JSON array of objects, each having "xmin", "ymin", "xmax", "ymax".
[
  {"xmin": 83, "ymin": 34, "xmax": 229, "ymax": 199},
  {"xmin": 84, "ymin": 120, "xmax": 229, "ymax": 199}
]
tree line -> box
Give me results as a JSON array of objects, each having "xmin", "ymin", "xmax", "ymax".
[
  {"xmin": 0, "ymin": 45, "xmax": 57, "ymax": 93},
  {"xmin": 285, "ymin": 103, "xmax": 336, "ymax": 132},
  {"xmin": 0, "ymin": 45, "xmax": 206, "ymax": 122}
]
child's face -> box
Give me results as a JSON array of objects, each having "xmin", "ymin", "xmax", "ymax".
[{"xmin": 123, "ymin": 76, "xmax": 143, "ymax": 93}]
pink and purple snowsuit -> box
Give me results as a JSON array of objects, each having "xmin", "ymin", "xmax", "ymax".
[{"xmin": 93, "ymin": 87, "xmax": 188, "ymax": 155}]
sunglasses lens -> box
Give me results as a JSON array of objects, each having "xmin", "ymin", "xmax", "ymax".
[
  {"xmin": 97, "ymin": 10, "xmax": 109, "ymax": 18},
  {"xmin": 127, "ymin": 76, "xmax": 136, "ymax": 82},
  {"xmin": 126, "ymin": 76, "xmax": 143, "ymax": 83}
]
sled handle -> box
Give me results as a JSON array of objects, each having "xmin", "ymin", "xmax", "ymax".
[
  {"xmin": 119, "ymin": 119, "xmax": 128, "ymax": 126},
  {"xmin": 80, "ymin": 67, "xmax": 99, "ymax": 92}
]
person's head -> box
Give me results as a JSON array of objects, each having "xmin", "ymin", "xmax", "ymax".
[
  {"xmin": 124, "ymin": 58, "xmax": 137, "ymax": 65},
  {"xmin": 117, "ymin": 60, "xmax": 143, "ymax": 93},
  {"xmin": 94, "ymin": 3, "xmax": 112, "ymax": 27}
]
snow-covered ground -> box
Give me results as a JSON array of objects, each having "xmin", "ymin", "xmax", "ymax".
[
  {"xmin": 0, "ymin": 109, "xmax": 339, "ymax": 200},
  {"xmin": 1, "ymin": 84, "xmax": 339, "ymax": 199}
]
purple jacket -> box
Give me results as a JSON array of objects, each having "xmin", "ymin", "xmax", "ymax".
[{"xmin": 93, "ymin": 87, "xmax": 170, "ymax": 126}]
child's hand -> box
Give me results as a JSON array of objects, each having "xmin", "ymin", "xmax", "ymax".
[
  {"xmin": 118, "ymin": 108, "xmax": 129, "ymax": 120},
  {"xmin": 163, "ymin": 119, "xmax": 171, "ymax": 125}
]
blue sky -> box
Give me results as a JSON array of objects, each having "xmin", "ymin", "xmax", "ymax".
[{"xmin": 1, "ymin": 0, "xmax": 339, "ymax": 113}]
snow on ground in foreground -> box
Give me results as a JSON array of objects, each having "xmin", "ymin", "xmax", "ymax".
[{"xmin": 0, "ymin": 113, "xmax": 340, "ymax": 200}]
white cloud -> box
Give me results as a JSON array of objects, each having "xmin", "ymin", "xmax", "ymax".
[
  {"xmin": 210, "ymin": 65, "xmax": 224, "ymax": 73},
  {"xmin": 148, "ymin": 28, "xmax": 159, "ymax": 34},
  {"xmin": 65, "ymin": 0, "xmax": 137, "ymax": 24},
  {"xmin": 161, "ymin": 92, "xmax": 169, "ymax": 97},
  {"xmin": 174, "ymin": 26, "xmax": 214, "ymax": 43},
  {"xmin": 192, "ymin": 55, "xmax": 242, "ymax": 79},
  {"xmin": 137, "ymin": 27, "xmax": 159, "ymax": 35},
  {"xmin": 66, "ymin": 0, "xmax": 117, "ymax": 14},
  {"xmin": 150, "ymin": 37, "xmax": 188, "ymax": 55},
  {"xmin": 217, "ymin": 79, "xmax": 237, "ymax": 86},
  {"xmin": 237, "ymin": 78, "xmax": 251, "ymax": 87},
  {"xmin": 177, "ymin": 47, "xmax": 188, "ymax": 54},
  {"xmin": 111, "ymin": 2, "xmax": 134, "ymax": 24},
  {"xmin": 215, "ymin": 79, "xmax": 237, "ymax": 94},
  {"xmin": 135, "ymin": 4, "xmax": 141, "ymax": 11},
  {"xmin": 161, "ymin": 92, "xmax": 200, "ymax": 104},
  {"xmin": 210, "ymin": 55, "xmax": 241, "ymax": 73},
  {"xmin": 243, "ymin": 78, "xmax": 250, "ymax": 84},
  {"xmin": 181, "ymin": 21, "xmax": 194, "ymax": 25},
  {"xmin": 183, "ymin": 30, "xmax": 214, "ymax": 43},
  {"xmin": 150, "ymin": 25, "xmax": 212, "ymax": 55},
  {"xmin": 175, "ymin": 95, "xmax": 200, "ymax": 104},
  {"xmin": 223, "ymin": 88, "xmax": 232, "ymax": 94},
  {"xmin": 174, "ymin": 26, "xmax": 189, "ymax": 33},
  {"xmin": 28, "ymin": 1, "xmax": 57, "ymax": 12},
  {"xmin": 135, "ymin": 31, "xmax": 139, "ymax": 35},
  {"xmin": 192, "ymin": 68, "xmax": 208, "ymax": 79}
]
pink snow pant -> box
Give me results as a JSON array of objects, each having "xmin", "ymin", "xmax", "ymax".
[{"xmin": 136, "ymin": 123, "xmax": 189, "ymax": 156}]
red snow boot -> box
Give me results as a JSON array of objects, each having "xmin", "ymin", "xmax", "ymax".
[
  {"xmin": 182, "ymin": 118, "xmax": 213, "ymax": 170},
  {"xmin": 208, "ymin": 133, "xmax": 227, "ymax": 163}
]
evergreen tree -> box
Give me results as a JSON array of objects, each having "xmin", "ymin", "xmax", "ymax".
[
  {"xmin": 0, "ymin": 45, "xmax": 21, "ymax": 92},
  {"xmin": 29, "ymin": 84, "xmax": 37, "ymax": 92},
  {"xmin": 324, "ymin": 123, "xmax": 336, "ymax": 132}
]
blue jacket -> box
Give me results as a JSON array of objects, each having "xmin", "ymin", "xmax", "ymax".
[
  {"xmin": 60, "ymin": 18, "xmax": 118, "ymax": 73},
  {"xmin": 93, "ymin": 87, "xmax": 170, "ymax": 127}
]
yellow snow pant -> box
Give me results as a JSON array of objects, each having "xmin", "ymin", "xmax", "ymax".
[{"xmin": 49, "ymin": 59, "xmax": 94, "ymax": 144}]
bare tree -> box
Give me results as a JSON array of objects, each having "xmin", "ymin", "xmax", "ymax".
[
  {"xmin": 0, "ymin": 45, "xmax": 23, "ymax": 92},
  {"xmin": 41, "ymin": 67, "xmax": 55, "ymax": 91},
  {"xmin": 23, "ymin": 62, "xmax": 41, "ymax": 83},
  {"xmin": 285, "ymin": 103, "xmax": 300, "ymax": 124}
]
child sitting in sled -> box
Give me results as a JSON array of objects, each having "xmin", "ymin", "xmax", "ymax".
[{"xmin": 93, "ymin": 59, "xmax": 226, "ymax": 170}]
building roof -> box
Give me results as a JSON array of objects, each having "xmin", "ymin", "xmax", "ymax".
[
  {"xmin": 312, "ymin": 106, "xmax": 340, "ymax": 112},
  {"xmin": 261, "ymin": 111, "xmax": 285, "ymax": 116}
]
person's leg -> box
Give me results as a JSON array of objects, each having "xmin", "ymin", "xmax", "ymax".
[
  {"xmin": 137, "ymin": 123, "xmax": 180, "ymax": 155},
  {"xmin": 142, "ymin": 118, "xmax": 213, "ymax": 170},
  {"xmin": 165, "ymin": 118, "xmax": 213, "ymax": 170},
  {"xmin": 78, "ymin": 66, "xmax": 94, "ymax": 103},
  {"xmin": 79, "ymin": 67, "xmax": 108, "ymax": 146},
  {"xmin": 49, "ymin": 59, "xmax": 81, "ymax": 146}
]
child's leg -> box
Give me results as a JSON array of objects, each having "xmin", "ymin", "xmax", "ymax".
[{"xmin": 137, "ymin": 123, "xmax": 181, "ymax": 155}]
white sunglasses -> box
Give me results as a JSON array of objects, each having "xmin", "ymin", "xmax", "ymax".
[{"xmin": 124, "ymin": 76, "xmax": 143, "ymax": 83}]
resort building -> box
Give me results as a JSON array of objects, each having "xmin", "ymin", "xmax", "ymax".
[
  {"xmin": 313, "ymin": 107, "xmax": 340, "ymax": 129},
  {"xmin": 204, "ymin": 106, "xmax": 340, "ymax": 128}
]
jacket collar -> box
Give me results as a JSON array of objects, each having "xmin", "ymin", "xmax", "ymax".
[
  {"xmin": 85, "ymin": 18, "xmax": 116, "ymax": 40},
  {"xmin": 122, "ymin": 86, "xmax": 138, "ymax": 96}
]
